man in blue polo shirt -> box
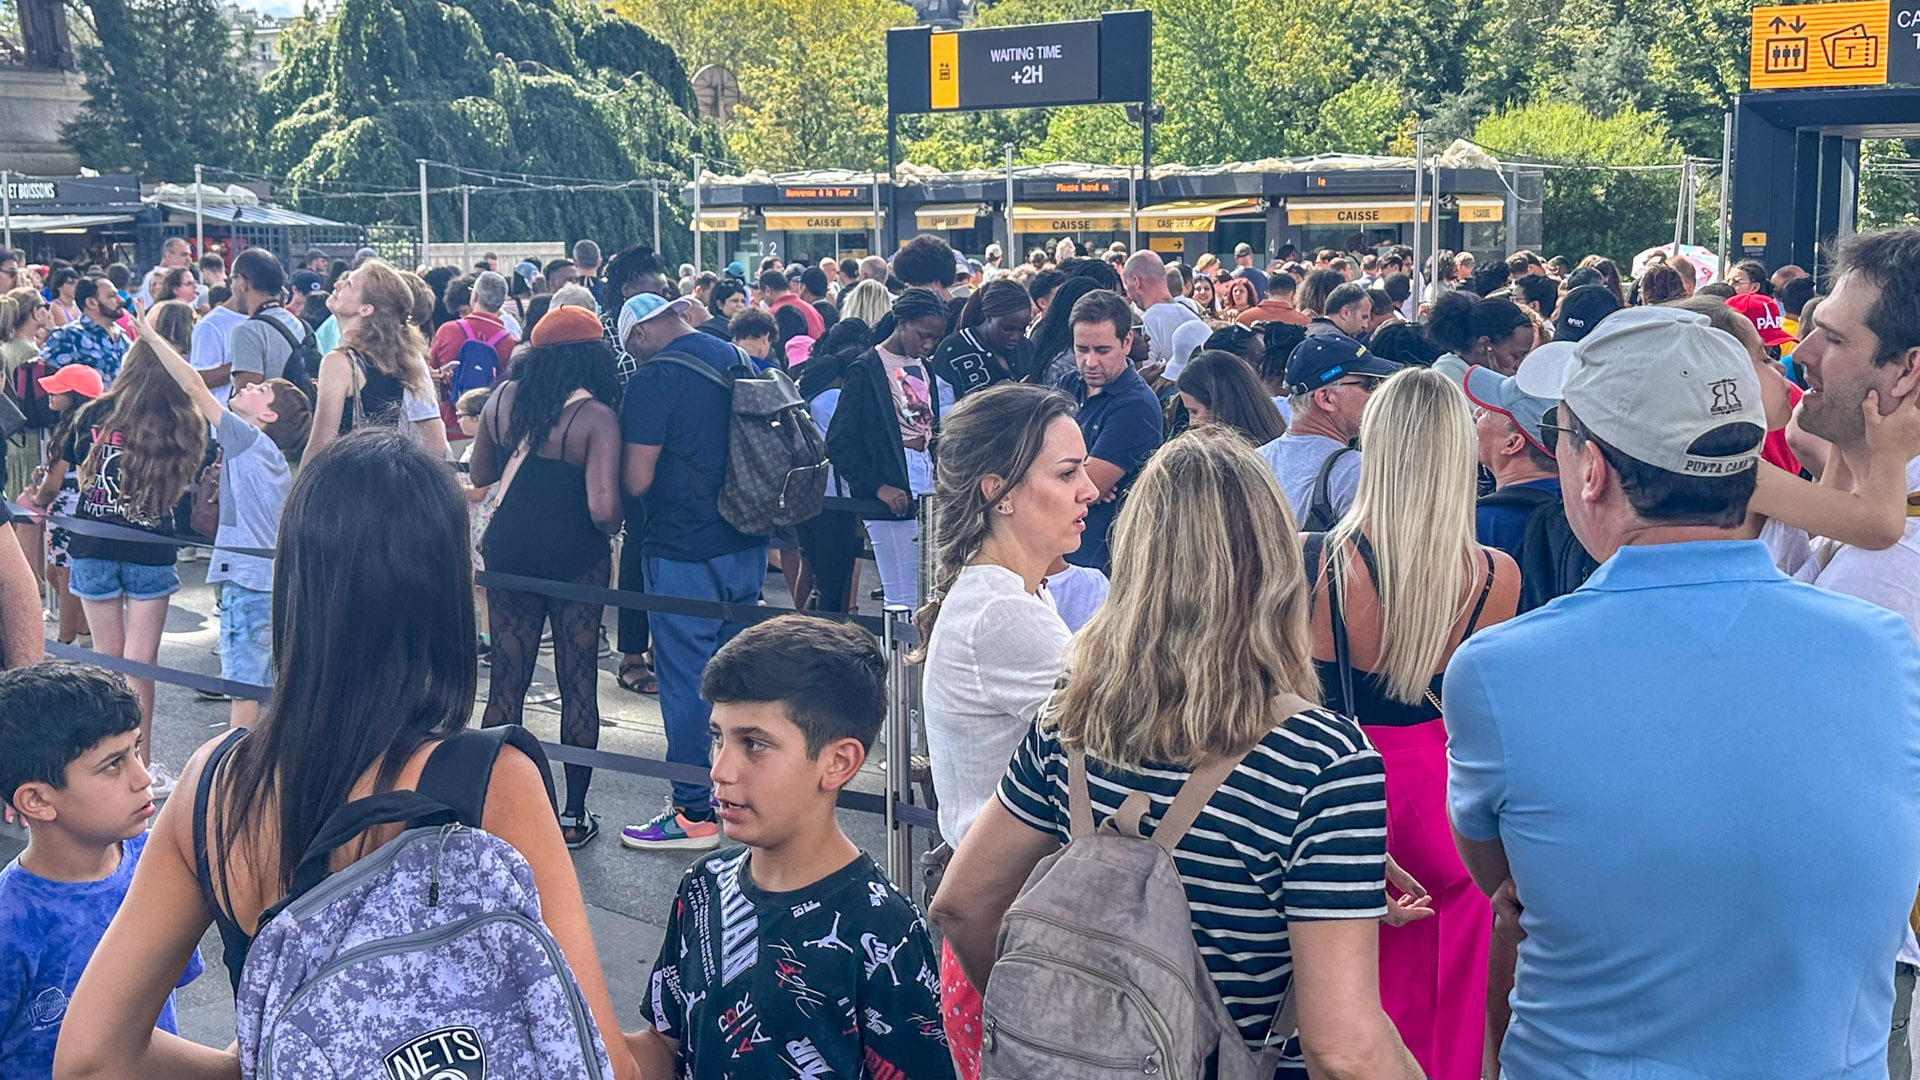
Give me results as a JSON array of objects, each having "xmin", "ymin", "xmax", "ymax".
[
  {"xmin": 616, "ymin": 292, "xmax": 766, "ymax": 854},
  {"xmin": 1445, "ymin": 306, "xmax": 1920, "ymax": 1079},
  {"xmin": 1058, "ymin": 289, "xmax": 1162, "ymax": 573}
]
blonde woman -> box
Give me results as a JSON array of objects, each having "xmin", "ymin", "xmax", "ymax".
[
  {"xmin": 916, "ymin": 383, "xmax": 1096, "ymax": 1078},
  {"xmin": 1302, "ymin": 367, "xmax": 1520, "ymax": 1080},
  {"xmin": 932, "ymin": 427, "xmax": 1424, "ymax": 1079},
  {"xmin": 837, "ymin": 277, "xmax": 892, "ymax": 330},
  {"xmin": 304, "ymin": 259, "xmax": 449, "ymax": 461}
]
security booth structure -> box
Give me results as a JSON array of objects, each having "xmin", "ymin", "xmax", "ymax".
[
  {"xmin": 143, "ymin": 183, "xmax": 365, "ymax": 270},
  {"xmin": 1732, "ymin": 0, "xmax": 1920, "ymax": 282},
  {"xmin": 1, "ymin": 173, "xmax": 143, "ymax": 264},
  {"xmin": 690, "ymin": 168, "xmax": 884, "ymax": 270}
]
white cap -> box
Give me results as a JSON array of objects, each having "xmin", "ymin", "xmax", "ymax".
[{"xmin": 1513, "ymin": 306, "xmax": 1764, "ymax": 477}]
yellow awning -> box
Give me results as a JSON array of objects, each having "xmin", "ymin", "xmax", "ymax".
[
  {"xmin": 1137, "ymin": 198, "xmax": 1259, "ymax": 232},
  {"xmin": 1457, "ymin": 195, "xmax": 1505, "ymax": 223},
  {"xmin": 695, "ymin": 209, "xmax": 746, "ymax": 233},
  {"xmin": 1286, "ymin": 198, "xmax": 1432, "ymax": 226},
  {"xmin": 763, "ymin": 210, "xmax": 877, "ymax": 231},
  {"xmin": 1010, "ymin": 203, "xmax": 1131, "ymax": 234},
  {"xmin": 915, "ymin": 204, "xmax": 983, "ymax": 230}
]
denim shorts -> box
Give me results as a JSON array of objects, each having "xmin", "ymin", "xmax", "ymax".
[
  {"xmin": 218, "ymin": 582, "xmax": 273, "ymax": 688},
  {"xmin": 67, "ymin": 557, "xmax": 181, "ymax": 601}
]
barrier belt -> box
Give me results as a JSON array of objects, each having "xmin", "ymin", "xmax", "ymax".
[
  {"xmin": 42, "ymin": 639, "xmax": 940, "ymax": 830},
  {"xmin": 477, "ymin": 570, "xmax": 897, "ymax": 637}
]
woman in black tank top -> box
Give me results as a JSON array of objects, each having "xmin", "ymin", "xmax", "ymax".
[
  {"xmin": 469, "ymin": 309, "xmax": 624, "ymax": 848},
  {"xmin": 1301, "ymin": 368, "xmax": 1521, "ymax": 1080},
  {"xmin": 303, "ymin": 259, "xmax": 447, "ymax": 462}
]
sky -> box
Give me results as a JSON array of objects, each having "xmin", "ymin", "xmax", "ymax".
[{"xmin": 233, "ymin": 0, "xmax": 311, "ymax": 20}]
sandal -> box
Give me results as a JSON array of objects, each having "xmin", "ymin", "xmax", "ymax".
[
  {"xmin": 617, "ymin": 660, "xmax": 658, "ymax": 695},
  {"xmin": 559, "ymin": 811, "xmax": 599, "ymax": 850}
]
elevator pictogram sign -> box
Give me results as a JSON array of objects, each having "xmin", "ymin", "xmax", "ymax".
[{"xmin": 1750, "ymin": 1, "xmax": 1890, "ymax": 88}]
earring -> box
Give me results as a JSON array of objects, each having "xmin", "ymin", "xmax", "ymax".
[{"xmin": 996, "ymin": 502, "xmax": 1013, "ymax": 515}]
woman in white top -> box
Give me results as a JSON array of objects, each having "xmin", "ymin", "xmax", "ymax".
[{"xmin": 916, "ymin": 382, "xmax": 1097, "ymax": 1080}]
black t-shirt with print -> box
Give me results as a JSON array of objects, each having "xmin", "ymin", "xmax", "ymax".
[
  {"xmin": 61, "ymin": 415, "xmax": 178, "ymax": 567},
  {"xmin": 647, "ymin": 847, "xmax": 955, "ymax": 1080}
]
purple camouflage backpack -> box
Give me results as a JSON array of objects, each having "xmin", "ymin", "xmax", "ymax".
[{"xmin": 208, "ymin": 726, "xmax": 614, "ymax": 1080}]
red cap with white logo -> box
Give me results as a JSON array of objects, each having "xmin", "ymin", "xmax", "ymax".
[{"xmin": 1726, "ymin": 292, "xmax": 1796, "ymax": 347}]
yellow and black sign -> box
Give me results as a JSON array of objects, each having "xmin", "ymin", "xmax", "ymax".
[
  {"xmin": 1750, "ymin": 1, "xmax": 1891, "ymax": 89},
  {"xmin": 763, "ymin": 211, "xmax": 878, "ymax": 231},
  {"xmin": 1148, "ymin": 236, "xmax": 1184, "ymax": 253}
]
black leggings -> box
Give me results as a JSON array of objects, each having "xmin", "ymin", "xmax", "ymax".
[
  {"xmin": 482, "ymin": 557, "xmax": 611, "ymax": 818},
  {"xmin": 796, "ymin": 509, "xmax": 862, "ymax": 613}
]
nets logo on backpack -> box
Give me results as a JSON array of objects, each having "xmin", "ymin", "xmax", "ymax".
[{"xmin": 382, "ymin": 1026, "xmax": 486, "ymax": 1080}]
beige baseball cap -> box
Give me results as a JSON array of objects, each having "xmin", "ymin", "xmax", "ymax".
[{"xmin": 1513, "ymin": 306, "xmax": 1763, "ymax": 477}]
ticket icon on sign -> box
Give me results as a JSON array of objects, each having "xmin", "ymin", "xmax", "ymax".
[{"xmin": 1821, "ymin": 22, "xmax": 1878, "ymax": 69}]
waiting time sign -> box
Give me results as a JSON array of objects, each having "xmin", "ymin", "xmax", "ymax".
[
  {"xmin": 930, "ymin": 21, "xmax": 1101, "ymax": 110},
  {"xmin": 886, "ymin": 12, "xmax": 1150, "ymax": 115}
]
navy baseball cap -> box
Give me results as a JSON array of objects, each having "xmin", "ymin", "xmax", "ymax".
[
  {"xmin": 1286, "ymin": 332, "xmax": 1401, "ymax": 396},
  {"xmin": 1554, "ymin": 284, "xmax": 1621, "ymax": 343}
]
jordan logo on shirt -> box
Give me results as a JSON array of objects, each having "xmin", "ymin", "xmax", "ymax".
[{"xmin": 803, "ymin": 912, "xmax": 853, "ymax": 954}]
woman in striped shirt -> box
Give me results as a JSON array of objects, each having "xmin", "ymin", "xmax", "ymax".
[{"xmin": 931, "ymin": 427, "xmax": 1423, "ymax": 1079}]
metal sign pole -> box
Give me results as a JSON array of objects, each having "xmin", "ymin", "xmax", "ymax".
[
  {"xmin": 3, "ymin": 170, "xmax": 11, "ymax": 257},
  {"xmin": 417, "ymin": 159, "xmax": 430, "ymax": 269},
  {"xmin": 1672, "ymin": 158, "xmax": 1687, "ymax": 251},
  {"xmin": 193, "ymin": 163, "xmax": 205, "ymax": 255},
  {"xmin": 461, "ymin": 185, "xmax": 472, "ymax": 272},
  {"xmin": 692, "ymin": 154, "xmax": 704, "ymax": 275},
  {"xmin": 1411, "ymin": 130, "xmax": 1425, "ymax": 317},
  {"xmin": 1004, "ymin": 143, "xmax": 1015, "ymax": 261},
  {"xmin": 872, "ymin": 170, "xmax": 884, "ymax": 257},
  {"xmin": 1718, "ymin": 114, "xmax": 1733, "ymax": 280},
  {"xmin": 651, "ymin": 179, "xmax": 661, "ymax": 250},
  {"xmin": 882, "ymin": 606, "xmax": 914, "ymax": 885}
]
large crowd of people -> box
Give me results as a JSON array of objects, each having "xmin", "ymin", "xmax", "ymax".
[{"xmin": 0, "ymin": 221, "xmax": 1915, "ymax": 1080}]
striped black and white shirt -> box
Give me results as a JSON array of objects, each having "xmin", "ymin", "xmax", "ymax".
[{"xmin": 995, "ymin": 708, "xmax": 1387, "ymax": 1072}]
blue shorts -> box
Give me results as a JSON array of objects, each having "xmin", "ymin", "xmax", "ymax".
[
  {"xmin": 68, "ymin": 558, "xmax": 181, "ymax": 602},
  {"xmin": 218, "ymin": 582, "xmax": 273, "ymax": 689}
]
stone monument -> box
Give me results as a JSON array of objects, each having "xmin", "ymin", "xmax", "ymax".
[{"xmin": 1, "ymin": 0, "xmax": 87, "ymax": 174}]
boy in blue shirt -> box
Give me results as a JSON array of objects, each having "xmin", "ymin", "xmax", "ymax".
[
  {"xmin": 0, "ymin": 661, "xmax": 203, "ymax": 1078},
  {"xmin": 628, "ymin": 615, "xmax": 954, "ymax": 1080}
]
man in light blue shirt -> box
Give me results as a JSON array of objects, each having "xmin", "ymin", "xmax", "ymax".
[{"xmin": 1446, "ymin": 306, "xmax": 1920, "ymax": 1079}]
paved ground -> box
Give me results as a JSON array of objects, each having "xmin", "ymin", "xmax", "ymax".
[{"xmin": 0, "ymin": 551, "xmax": 932, "ymax": 1045}]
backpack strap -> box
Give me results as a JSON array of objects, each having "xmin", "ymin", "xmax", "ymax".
[
  {"xmin": 1147, "ymin": 755, "xmax": 1241, "ymax": 854},
  {"xmin": 192, "ymin": 727, "xmax": 252, "ymax": 982},
  {"xmin": 251, "ymin": 307, "xmax": 314, "ymax": 354},
  {"xmin": 417, "ymin": 724, "xmax": 557, "ymax": 827},
  {"xmin": 654, "ymin": 351, "xmax": 732, "ymax": 391},
  {"xmin": 1065, "ymin": 745, "xmax": 1095, "ymax": 840},
  {"xmin": 1307, "ymin": 446, "xmax": 1354, "ymax": 530}
]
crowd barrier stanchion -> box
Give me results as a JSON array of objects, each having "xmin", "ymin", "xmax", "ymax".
[{"xmin": 882, "ymin": 604, "xmax": 917, "ymax": 885}]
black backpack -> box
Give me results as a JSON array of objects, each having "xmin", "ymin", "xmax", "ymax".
[
  {"xmin": 653, "ymin": 348, "xmax": 829, "ymax": 535},
  {"xmin": 249, "ymin": 308, "xmax": 321, "ymax": 405},
  {"xmin": 1477, "ymin": 484, "xmax": 1600, "ymax": 613},
  {"xmin": 7, "ymin": 357, "xmax": 57, "ymax": 431}
]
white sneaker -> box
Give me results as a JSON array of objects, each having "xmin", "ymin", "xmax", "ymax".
[{"xmin": 149, "ymin": 763, "xmax": 178, "ymax": 800}]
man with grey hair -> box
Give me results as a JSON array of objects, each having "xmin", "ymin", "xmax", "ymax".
[
  {"xmin": 135, "ymin": 236, "xmax": 194, "ymax": 308},
  {"xmin": 858, "ymin": 254, "xmax": 890, "ymax": 286},
  {"xmin": 429, "ymin": 269, "xmax": 516, "ymax": 397}
]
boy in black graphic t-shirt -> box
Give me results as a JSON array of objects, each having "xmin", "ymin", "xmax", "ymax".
[{"xmin": 629, "ymin": 616, "xmax": 954, "ymax": 1080}]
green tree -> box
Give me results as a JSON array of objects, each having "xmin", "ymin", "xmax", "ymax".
[
  {"xmin": 62, "ymin": 0, "xmax": 259, "ymax": 178},
  {"xmin": 619, "ymin": 0, "xmax": 912, "ymax": 171},
  {"xmin": 1473, "ymin": 100, "xmax": 1682, "ymax": 260},
  {"xmin": 258, "ymin": 0, "xmax": 716, "ymax": 257},
  {"xmin": 1860, "ymin": 139, "xmax": 1920, "ymax": 230}
]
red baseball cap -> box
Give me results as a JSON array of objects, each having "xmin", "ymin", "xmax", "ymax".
[
  {"xmin": 1726, "ymin": 292, "xmax": 1795, "ymax": 347},
  {"xmin": 38, "ymin": 364, "xmax": 104, "ymax": 398}
]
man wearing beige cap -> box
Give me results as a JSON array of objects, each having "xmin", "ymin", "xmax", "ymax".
[{"xmin": 1445, "ymin": 305, "xmax": 1920, "ymax": 1080}]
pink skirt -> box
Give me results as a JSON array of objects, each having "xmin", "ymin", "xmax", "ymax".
[
  {"xmin": 1365, "ymin": 719, "xmax": 1492, "ymax": 1080},
  {"xmin": 941, "ymin": 937, "xmax": 983, "ymax": 1079}
]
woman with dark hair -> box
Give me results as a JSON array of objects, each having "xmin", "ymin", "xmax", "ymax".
[
  {"xmin": 63, "ymin": 301, "xmax": 204, "ymax": 793},
  {"xmin": 161, "ymin": 267, "xmax": 201, "ymax": 312},
  {"xmin": 826, "ymin": 287, "xmax": 956, "ymax": 606},
  {"xmin": 1638, "ymin": 264, "xmax": 1687, "ymax": 306},
  {"xmin": 471, "ymin": 307, "xmax": 623, "ymax": 847},
  {"xmin": 1576, "ymin": 255, "xmax": 1626, "ymax": 305},
  {"xmin": 304, "ymin": 259, "xmax": 448, "ymax": 461},
  {"xmin": 771, "ymin": 302, "xmax": 812, "ymax": 370},
  {"xmin": 929, "ymin": 278, "xmax": 1034, "ymax": 397},
  {"xmin": 1175, "ymin": 350, "xmax": 1288, "ymax": 445},
  {"xmin": 1728, "ymin": 258, "xmax": 1770, "ymax": 296},
  {"xmin": 58, "ymin": 428, "xmax": 641, "ymax": 1080},
  {"xmin": 45, "ymin": 266, "xmax": 80, "ymax": 327},
  {"xmin": 795, "ymin": 319, "xmax": 872, "ymax": 612},
  {"xmin": 1188, "ymin": 273, "xmax": 1220, "ymax": 321},
  {"xmin": 1026, "ymin": 276, "xmax": 1104, "ymax": 387},
  {"xmin": 1428, "ymin": 291, "xmax": 1534, "ymax": 383},
  {"xmin": 916, "ymin": 382, "xmax": 1095, "ymax": 1077}
]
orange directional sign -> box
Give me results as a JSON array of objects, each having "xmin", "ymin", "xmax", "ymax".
[{"xmin": 1751, "ymin": 0, "xmax": 1890, "ymax": 88}]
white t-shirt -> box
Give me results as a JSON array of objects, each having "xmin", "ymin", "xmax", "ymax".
[
  {"xmin": 1042, "ymin": 563, "xmax": 1109, "ymax": 632},
  {"xmin": 922, "ymin": 562, "xmax": 1071, "ymax": 844},
  {"xmin": 1142, "ymin": 299, "xmax": 1211, "ymax": 380},
  {"xmin": 190, "ymin": 304, "xmax": 246, "ymax": 407},
  {"xmin": 1792, "ymin": 454, "xmax": 1920, "ymax": 966}
]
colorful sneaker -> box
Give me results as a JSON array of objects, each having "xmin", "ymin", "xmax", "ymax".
[
  {"xmin": 619, "ymin": 801, "xmax": 720, "ymax": 851},
  {"xmin": 149, "ymin": 763, "xmax": 178, "ymax": 800}
]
